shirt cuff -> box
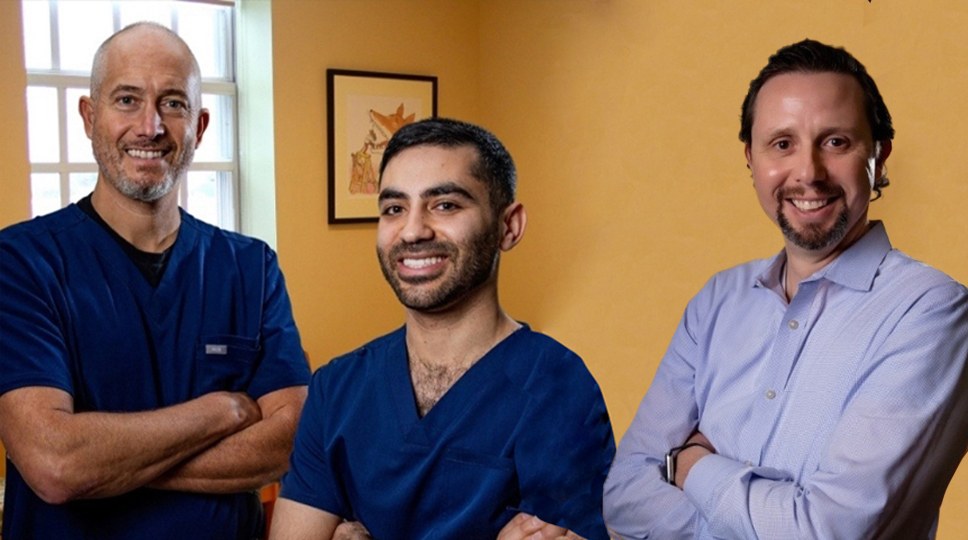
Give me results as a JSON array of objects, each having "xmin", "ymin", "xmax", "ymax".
[{"xmin": 681, "ymin": 452, "xmax": 747, "ymax": 517}]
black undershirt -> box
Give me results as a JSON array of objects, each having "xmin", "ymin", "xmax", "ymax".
[{"xmin": 77, "ymin": 195, "xmax": 174, "ymax": 287}]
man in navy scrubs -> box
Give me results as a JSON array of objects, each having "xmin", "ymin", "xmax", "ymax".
[
  {"xmin": 270, "ymin": 118, "xmax": 615, "ymax": 539},
  {"xmin": 0, "ymin": 23, "xmax": 310, "ymax": 539}
]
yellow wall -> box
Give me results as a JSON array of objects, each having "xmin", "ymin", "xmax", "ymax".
[
  {"xmin": 0, "ymin": 1, "xmax": 30, "ymax": 228},
  {"xmin": 0, "ymin": 0, "xmax": 965, "ymax": 535}
]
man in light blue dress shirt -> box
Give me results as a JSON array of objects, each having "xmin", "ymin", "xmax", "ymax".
[{"xmin": 603, "ymin": 39, "xmax": 968, "ymax": 539}]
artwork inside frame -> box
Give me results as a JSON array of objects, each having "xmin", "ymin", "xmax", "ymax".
[{"xmin": 327, "ymin": 69, "xmax": 438, "ymax": 224}]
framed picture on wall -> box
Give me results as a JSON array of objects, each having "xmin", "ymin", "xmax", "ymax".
[{"xmin": 327, "ymin": 69, "xmax": 438, "ymax": 224}]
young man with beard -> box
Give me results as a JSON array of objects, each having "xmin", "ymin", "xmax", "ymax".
[
  {"xmin": 0, "ymin": 23, "xmax": 310, "ymax": 538},
  {"xmin": 603, "ymin": 39, "xmax": 968, "ymax": 539},
  {"xmin": 270, "ymin": 118, "xmax": 615, "ymax": 540}
]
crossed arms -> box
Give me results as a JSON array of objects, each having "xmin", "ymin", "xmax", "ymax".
[
  {"xmin": 603, "ymin": 274, "xmax": 968, "ymax": 539},
  {"xmin": 0, "ymin": 384, "xmax": 306, "ymax": 504}
]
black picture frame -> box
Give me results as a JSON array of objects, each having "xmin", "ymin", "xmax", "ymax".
[{"xmin": 326, "ymin": 69, "xmax": 438, "ymax": 224}]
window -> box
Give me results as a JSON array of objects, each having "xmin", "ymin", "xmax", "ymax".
[{"xmin": 21, "ymin": 0, "xmax": 239, "ymax": 230}]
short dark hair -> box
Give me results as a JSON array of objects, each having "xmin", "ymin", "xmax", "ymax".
[
  {"xmin": 739, "ymin": 39, "xmax": 894, "ymax": 195},
  {"xmin": 379, "ymin": 118, "xmax": 516, "ymax": 213}
]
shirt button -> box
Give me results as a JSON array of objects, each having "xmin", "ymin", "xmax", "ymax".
[
  {"xmin": 745, "ymin": 460, "xmax": 753, "ymax": 467},
  {"xmin": 765, "ymin": 389, "xmax": 777, "ymax": 400},
  {"xmin": 788, "ymin": 319, "xmax": 799, "ymax": 330}
]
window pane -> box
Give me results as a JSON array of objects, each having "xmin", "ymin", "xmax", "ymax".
[
  {"xmin": 22, "ymin": 0, "xmax": 53, "ymax": 70},
  {"xmin": 118, "ymin": 1, "xmax": 172, "ymax": 29},
  {"xmin": 185, "ymin": 170, "xmax": 219, "ymax": 226},
  {"xmin": 195, "ymin": 93, "xmax": 235, "ymax": 162},
  {"xmin": 177, "ymin": 2, "xmax": 233, "ymax": 79},
  {"xmin": 31, "ymin": 173, "xmax": 62, "ymax": 217},
  {"xmin": 66, "ymin": 87, "xmax": 95, "ymax": 163},
  {"xmin": 57, "ymin": 1, "xmax": 113, "ymax": 72},
  {"xmin": 69, "ymin": 172, "xmax": 97, "ymax": 202},
  {"xmin": 26, "ymin": 86, "xmax": 60, "ymax": 163}
]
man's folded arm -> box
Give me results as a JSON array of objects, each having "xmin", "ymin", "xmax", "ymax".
[
  {"xmin": 150, "ymin": 384, "xmax": 308, "ymax": 493},
  {"xmin": 603, "ymin": 313, "xmax": 703, "ymax": 539},
  {"xmin": 681, "ymin": 287, "xmax": 968, "ymax": 539},
  {"xmin": 0, "ymin": 385, "xmax": 261, "ymax": 504}
]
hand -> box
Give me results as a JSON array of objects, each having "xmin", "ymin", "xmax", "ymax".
[
  {"xmin": 497, "ymin": 512, "xmax": 584, "ymax": 540},
  {"xmin": 333, "ymin": 520, "xmax": 372, "ymax": 540},
  {"xmin": 674, "ymin": 430, "xmax": 716, "ymax": 488},
  {"xmin": 211, "ymin": 391, "xmax": 262, "ymax": 431}
]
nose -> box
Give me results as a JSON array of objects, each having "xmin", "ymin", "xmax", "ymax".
[
  {"xmin": 795, "ymin": 147, "xmax": 828, "ymax": 184},
  {"xmin": 135, "ymin": 103, "xmax": 165, "ymax": 138},
  {"xmin": 400, "ymin": 207, "xmax": 434, "ymax": 244}
]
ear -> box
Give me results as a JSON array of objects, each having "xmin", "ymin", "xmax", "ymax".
[
  {"xmin": 194, "ymin": 108, "xmax": 211, "ymax": 147},
  {"xmin": 498, "ymin": 202, "xmax": 527, "ymax": 252},
  {"xmin": 79, "ymin": 96, "xmax": 95, "ymax": 138},
  {"xmin": 874, "ymin": 140, "xmax": 892, "ymax": 180},
  {"xmin": 744, "ymin": 144, "xmax": 753, "ymax": 168}
]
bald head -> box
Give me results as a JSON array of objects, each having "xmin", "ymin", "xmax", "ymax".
[{"xmin": 90, "ymin": 22, "xmax": 202, "ymax": 103}]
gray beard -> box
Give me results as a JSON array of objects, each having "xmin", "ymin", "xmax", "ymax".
[{"xmin": 112, "ymin": 174, "xmax": 177, "ymax": 202}]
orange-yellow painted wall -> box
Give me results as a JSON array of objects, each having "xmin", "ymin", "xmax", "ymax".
[{"xmin": 0, "ymin": 1, "xmax": 30, "ymax": 229}]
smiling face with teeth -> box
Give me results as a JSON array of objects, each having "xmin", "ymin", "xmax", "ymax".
[
  {"xmin": 376, "ymin": 144, "xmax": 511, "ymax": 313},
  {"xmin": 80, "ymin": 24, "xmax": 209, "ymax": 203},
  {"xmin": 745, "ymin": 71, "xmax": 891, "ymax": 259}
]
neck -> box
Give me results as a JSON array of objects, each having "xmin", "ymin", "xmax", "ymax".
[
  {"xmin": 91, "ymin": 180, "xmax": 181, "ymax": 253},
  {"xmin": 404, "ymin": 288, "xmax": 519, "ymax": 370},
  {"xmin": 782, "ymin": 220, "xmax": 873, "ymax": 300}
]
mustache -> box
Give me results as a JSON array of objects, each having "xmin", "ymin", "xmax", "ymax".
[
  {"xmin": 776, "ymin": 185, "xmax": 843, "ymax": 202},
  {"xmin": 387, "ymin": 241, "xmax": 456, "ymax": 259}
]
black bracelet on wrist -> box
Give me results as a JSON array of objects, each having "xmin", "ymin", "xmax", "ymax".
[{"xmin": 664, "ymin": 441, "xmax": 714, "ymax": 487}]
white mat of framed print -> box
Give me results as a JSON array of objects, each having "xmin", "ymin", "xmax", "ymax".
[{"xmin": 327, "ymin": 69, "xmax": 438, "ymax": 224}]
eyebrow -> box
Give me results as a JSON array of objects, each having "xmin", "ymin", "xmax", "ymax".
[
  {"xmin": 108, "ymin": 84, "xmax": 144, "ymax": 97},
  {"xmin": 760, "ymin": 120, "xmax": 865, "ymax": 139},
  {"xmin": 108, "ymin": 85, "xmax": 190, "ymax": 100},
  {"xmin": 423, "ymin": 182, "xmax": 476, "ymax": 201},
  {"xmin": 758, "ymin": 126, "xmax": 794, "ymax": 142},
  {"xmin": 378, "ymin": 181, "xmax": 477, "ymax": 203}
]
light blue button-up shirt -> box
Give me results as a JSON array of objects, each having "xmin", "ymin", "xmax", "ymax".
[{"xmin": 604, "ymin": 222, "xmax": 968, "ymax": 539}]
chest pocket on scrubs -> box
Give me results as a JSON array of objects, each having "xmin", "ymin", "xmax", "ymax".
[
  {"xmin": 442, "ymin": 447, "xmax": 518, "ymax": 531},
  {"xmin": 196, "ymin": 335, "xmax": 260, "ymax": 393}
]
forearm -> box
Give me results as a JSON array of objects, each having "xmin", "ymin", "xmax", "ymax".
[
  {"xmin": 269, "ymin": 497, "xmax": 341, "ymax": 540},
  {"xmin": 683, "ymin": 292, "xmax": 968, "ymax": 538},
  {"xmin": 151, "ymin": 385, "xmax": 307, "ymax": 493},
  {"xmin": 603, "ymin": 453, "xmax": 698, "ymax": 539},
  {"xmin": 603, "ymin": 343, "xmax": 701, "ymax": 537},
  {"xmin": 0, "ymin": 388, "xmax": 259, "ymax": 504}
]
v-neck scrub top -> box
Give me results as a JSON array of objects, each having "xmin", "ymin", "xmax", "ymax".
[
  {"xmin": 0, "ymin": 204, "xmax": 311, "ymax": 539},
  {"xmin": 281, "ymin": 325, "xmax": 615, "ymax": 539}
]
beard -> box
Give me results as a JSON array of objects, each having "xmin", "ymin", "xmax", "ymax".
[
  {"xmin": 92, "ymin": 130, "xmax": 196, "ymax": 203},
  {"xmin": 776, "ymin": 190, "xmax": 850, "ymax": 251},
  {"xmin": 378, "ymin": 225, "xmax": 501, "ymax": 312},
  {"xmin": 111, "ymin": 169, "xmax": 178, "ymax": 202}
]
